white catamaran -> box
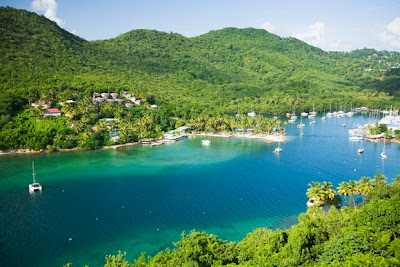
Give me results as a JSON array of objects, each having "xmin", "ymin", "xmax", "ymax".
[{"xmin": 29, "ymin": 161, "xmax": 42, "ymax": 193}]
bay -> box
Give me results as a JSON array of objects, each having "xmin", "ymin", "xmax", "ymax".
[{"xmin": 0, "ymin": 114, "xmax": 399, "ymax": 266}]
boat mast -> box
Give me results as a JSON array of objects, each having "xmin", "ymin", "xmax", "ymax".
[{"xmin": 32, "ymin": 161, "xmax": 36, "ymax": 183}]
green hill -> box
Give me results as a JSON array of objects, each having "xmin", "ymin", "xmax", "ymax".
[
  {"xmin": 0, "ymin": 6, "xmax": 399, "ymax": 151},
  {"xmin": 1, "ymin": 6, "xmax": 399, "ymax": 113}
]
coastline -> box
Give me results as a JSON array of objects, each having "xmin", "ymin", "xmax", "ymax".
[
  {"xmin": 191, "ymin": 132, "xmax": 286, "ymax": 143},
  {"xmin": 0, "ymin": 132, "xmax": 285, "ymax": 155},
  {"xmin": 0, "ymin": 142, "xmax": 140, "ymax": 155}
]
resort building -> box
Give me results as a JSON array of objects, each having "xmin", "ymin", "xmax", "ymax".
[
  {"xmin": 150, "ymin": 105, "xmax": 158, "ymax": 110},
  {"xmin": 110, "ymin": 93, "xmax": 119, "ymax": 99},
  {"xmin": 43, "ymin": 108, "xmax": 62, "ymax": 117},
  {"xmin": 101, "ymin": 93, "xmax": 109, "ymax": 98},
  {"xmin": 106, "ymin": 99, "xmax": 116, "ymax": 104},
  {"xmin": 125, "ymin": 103, "xmax": 134, "ymax": 108}
]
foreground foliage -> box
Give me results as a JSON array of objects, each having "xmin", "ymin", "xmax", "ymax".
[{"xmin": 87, "ymin": 175, "xmax": 400, "ymax": 266}]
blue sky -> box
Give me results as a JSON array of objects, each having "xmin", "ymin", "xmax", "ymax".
[{"xmin": 3, "ymin": 0, "xmax": 400, "ymax": 52}]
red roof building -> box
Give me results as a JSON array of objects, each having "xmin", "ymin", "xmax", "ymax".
[{"xmin": 43, "ymin": 108, "xmax": 62, "ymax": 117}]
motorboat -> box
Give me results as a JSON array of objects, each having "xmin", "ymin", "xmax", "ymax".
[{"xmin": 201, "ymin": 140, "xmax": 211, "ymax": 145}]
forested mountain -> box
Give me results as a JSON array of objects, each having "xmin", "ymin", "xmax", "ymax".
[
  {"xmin": 0, "ymin": 6, "xmax": 400, "ymax": 151},
  {"xmin": 1, "ymin": 6, "xmax": 400, "ymax": 113}
]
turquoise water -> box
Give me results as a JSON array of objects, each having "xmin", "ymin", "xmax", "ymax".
[{"xmin": 0, "ymin": 115, "xmax": 399, "ymax": 266}]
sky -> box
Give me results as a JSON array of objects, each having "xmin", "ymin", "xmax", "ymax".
[{"xmin": 2, "ymin": 0, "xmax": 400, "ymax": 52}]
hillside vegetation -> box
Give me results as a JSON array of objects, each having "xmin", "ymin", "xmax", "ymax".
[{"xmin": 0, "ymin": 6, "xmax": 400, "ymax": 151}]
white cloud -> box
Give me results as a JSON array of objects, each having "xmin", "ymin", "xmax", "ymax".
[
  {"xmin": 260, "ymin": 21, "xmax": 275, "ymax": 33},
  {"xmin": 380, "ymin": 17, "xmax": 400, "ymax": 49},
  {"xmin": 31, "ymin": 0, "xmax": 63, "ymax": 26},
  {"xmin": 294, "ymin": 22, "xmax": 325, "ymax": 48}
]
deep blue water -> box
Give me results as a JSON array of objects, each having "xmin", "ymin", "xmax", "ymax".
[{"xmin": 0, "ymin": 114, "xmax": 399, "ymax": 266}]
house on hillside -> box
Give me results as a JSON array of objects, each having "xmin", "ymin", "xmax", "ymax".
[
  {"xmin": 110, "ymin": 93, "xmax": 119, "ymax": 99},
  {"xmin": 125, "ymin": 103, "xmax": 134, "ymax": 108},
  {"xmin": 150, "ymin": 105, "xmax": 158, "ymax": 110},
  {"xmin": 43, "ymin": 108, "xmax": 62, "ymax": 117}
]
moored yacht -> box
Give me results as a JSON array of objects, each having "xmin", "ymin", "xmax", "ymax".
[
  {"xmin": 28, "ymin": 161, "xmax": 42, "ymax": 193},
  {"xmin": 273, "ymin": 142, "xmax": 282, "ymax": 153},
  {"xmin": 201, "ymin": 140, "xmax": 211, "ymax": 146}
]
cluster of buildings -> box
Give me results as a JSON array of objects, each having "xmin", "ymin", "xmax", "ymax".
[{"xmin": 91, "ymin": 91, "xmax": 150, "ymax": 109}]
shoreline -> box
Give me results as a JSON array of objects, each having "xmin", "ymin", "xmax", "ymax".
[
  {"xmin": 0, "ymin": 142, "xmax": 140, "ymax": 156},
  {"xmin": 191, "ymin": 132, "xmax": 286, "ymax": 143}
]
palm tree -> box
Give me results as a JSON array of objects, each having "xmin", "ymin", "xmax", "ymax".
[
  {"xmin": 357, "ymin": 177, "xmax": 374, "ymax": 202},
  {"xmin": 348, "ymin": 180, "xmax": 359, "ymax": 208},
  {"xmin": 306, "ymin": 182, "xmax": 325, "ymax": 206},
  {"xmin": 322, "ymin": 182, "xmax": 336, "ymax": 200},
  {"xmin": 337, "ymin": 181, "xmax": 352, "ymax": 206}
]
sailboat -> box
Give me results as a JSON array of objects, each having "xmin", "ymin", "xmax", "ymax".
[
  {"xmin": 297, "ymin": 117, "xmax": 305, "ymax": 128},
  {"xmin": 381, "ymin": 137, "xmax": 387, "ymax": 159},
  {"xmin": 29, "ymin": 161, "xmax": 42, "ymax": 193},
  {"xmin": 309, "ymin": 104, "xmax": 317, "ymax": 116},
  {"xmin": 273, "ymin": 142, "xmax": 282, "ymax": 153},
  {"xmin": 357, "ymin": 140, "xmax": 364, "ymax": 154}
]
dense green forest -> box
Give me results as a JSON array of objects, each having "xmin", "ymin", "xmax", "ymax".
[
  {"xmin": 64, "ymin": 173, "xmax": 400, "ymax": 266},
  {"xmin": 1, "ymin": 6, "xmax": 400, "ymax": 151}
]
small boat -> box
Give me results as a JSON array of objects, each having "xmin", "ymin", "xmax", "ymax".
[
  {"xmin": 310, "ymin": 120, "xmax": 316, "ymax": 125},
  {"xmin": 349, "ymin": 135, "xmax": 364, "ymax": 141},
  {"xmin": 202, "ymin": 140, "xmax": 211, "ymax": 145},
  {"xmin": 297, "ymin": 123, "xmax": 305, "ymax": 128},
  {"xmin": 322, "ymin": 116, "xmax": 326, "ymax": 120},
  {"xmin": 306, "ymin": 198, "xmax": 321, "ymax": 207},
  {"xmin": 29, "ymin": 161, "xmax": 42, "ymax": 193},
  {"xmin": 290, "ymin": 115, "xmax": 298, "ymax": 120},
  {"xmin": 150, "ymin": 141, "xmax": 164, "ymax": 147},
  {"xmin": 273, "ymin": 143, "xmax": 282, "ymax": 153},
  {"xmin": 357, "ymin": 147, "xmax": 364, "ymax": 154},
  {"xmin": 301, "ymin": 112, "xmax": 308, "ymax": 117},
  {"xmin": 247, "ymin": 111, "xmax": 256, "ymax": 118},
  {"xmin": 288, "ymin": 119, "xmax": 295, "ymax": 123},
  {"xmin": 309, "ymin": 104, "xmax": 317, "ymax": 115},
  {"xmin": 342, "ymin": 124, "xmax": 346, "ymax": 127}
]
